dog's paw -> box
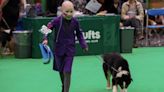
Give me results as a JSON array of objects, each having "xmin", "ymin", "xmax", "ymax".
[{"xmin": 106, "ymin": 86, "xmax": 112, "ymax": 90}]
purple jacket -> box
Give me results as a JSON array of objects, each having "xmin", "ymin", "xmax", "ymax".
[{"xmin": 47, "ymin": 16, "xmax": 88, "ymax": 56}]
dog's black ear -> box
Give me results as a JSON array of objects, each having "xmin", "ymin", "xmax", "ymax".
[{"xmin": 102, "ymin": 53, "xmax": 110, "ymax": 62}]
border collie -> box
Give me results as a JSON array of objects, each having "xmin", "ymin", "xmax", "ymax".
[{"xmin": 102, "ymin": 53, "xmax": 132, "ymax": 92}]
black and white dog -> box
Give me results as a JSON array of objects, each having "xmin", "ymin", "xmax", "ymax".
[{"xmin": 102, "ymin": 53, "xmax": 132, "ymax": 92}]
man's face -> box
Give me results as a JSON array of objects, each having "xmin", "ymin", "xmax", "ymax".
[
  {"xmin": 62, "ymin": 6, "xmax": 74, "ymax": 20},
  {"xmin": 63, "ymin": 8, "xmax": 74, "ymax": 20},
  {"xmin": 61, "ymin": 1, "xmax": 74, "ymax": 20}
]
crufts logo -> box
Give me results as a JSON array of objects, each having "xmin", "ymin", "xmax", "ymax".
[
  {"xmin": 76, "ymin": 30, "xmax": 101, "ymax": 43},
  {"xmin": 83, "ymin": 30, "xmax": 101, "ymax": 40}
]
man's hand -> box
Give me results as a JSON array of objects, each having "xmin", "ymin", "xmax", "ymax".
[
  {"xmin": 42, "ymin": 39, "xmax": 48, "ymax": 45},
  {"xmin": 124, "ymin": 15, "xmax": 130, "ymax": 20},
  {"xmin": 83, "ymin": 47, "xmax": 88, "ymax": 52},
  {"xmin": 96, "ymin": 10, "xmax": 107, "ymax": 16}
]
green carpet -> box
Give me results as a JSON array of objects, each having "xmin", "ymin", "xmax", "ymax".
[{"xmin": 0, "ymin": 47, "xmax": 164, "ymax": 92}]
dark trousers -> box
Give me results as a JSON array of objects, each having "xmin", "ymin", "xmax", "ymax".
[
  {"xmin": 0, "ymin": 31, "xmax": 11, "ymax": 47},
  {"xmin": 123, "ymin": 18, "xmax": 142, "ymax": 43},
  {"xmin": 59, "ymin": 72, "xmax": 71, "ymax": 92},
  {"xmin": 0, "ymin": 6, "xmax": 19, "ymax": 47}
]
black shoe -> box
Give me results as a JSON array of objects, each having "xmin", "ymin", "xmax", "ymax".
[
  {"xmin": 133, "ymin": 44, "xmax": 138, "ymax": 48},
  {"xmin": 61, "ymin": 85, "xmax": 64, "ymax": 92}
]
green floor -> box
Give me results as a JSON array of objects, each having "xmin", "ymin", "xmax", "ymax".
[{"xmin": 0, "ymin": 47, "xmax": 164, "ymax": 92}]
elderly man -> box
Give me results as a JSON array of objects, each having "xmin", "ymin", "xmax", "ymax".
[
  {"xmin": 42, "ymin": 1, "xmax": 88, "ymax": 92},
  {"xmin": 121, "ymin": 0, "xmax": 144, "ymax": 48}
]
